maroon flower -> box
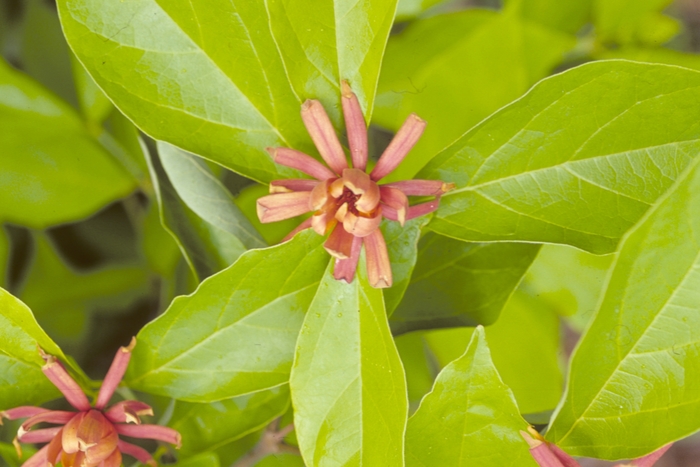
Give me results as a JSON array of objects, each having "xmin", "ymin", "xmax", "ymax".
[
  {"xmin": 1, "ymin": 338, "xmax": 180, "ymax": 467},
  {"xmin": 257, "ymin": 81, "xmax": 453, "ymax": 288}
]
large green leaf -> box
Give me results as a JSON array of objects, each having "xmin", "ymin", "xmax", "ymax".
[
  {"xmin": 0, "ymin": 59, "xmax": 134, "ymax": 228},
  {"xmin": 290, "ymin": 259, "xmax": 407, "ymax": 466},
  {"xmin": 125, "ymin": 230, "xmax": 328, "ymax": 402},
  {"xmin": 546, "ymin": 156, "xmax": 700, "ymax": 459},
  {"xmin": 0, "ymin": 288, "xmax": 68, "ymax": 409},
  {"xmin": 158, "ymin": 142, "xmax": 266, "ymax": 251},
  {"xmin": 375, "ymin": 9, "xmax": 574, "ymax": 181},
  {"xmin": 594, "ymin": 0, "xmax": 678, "ymax": 46},
  {"xmin": 406, "ymin": 327, "xmax": 535, "ymax": 466},
  {"xmin": 421, "ymin": 61, "xmax": 700, "ymax": 254},
  {"xmin": 0, "ymin": 227, "xmax": 7, "ymax": 288},
  {"xmin": 389, "ymin": 233, "xmax": 539, "ymax": 334},
  {"xmin": 505, "ymin": 0, "xmax": 592, "ymax": 34},
  {"xmin": 596, "ymin": 47, "xmax": 700, "ymax": 72},
  {"xmin": 170, "ymin": 386, "xmax": 290, "ymax": 458},
  {"xmin": 145, "ymin": 143, "xmax": 247, "ymax": 281},
  {"xmin": 57, "ymin": 0, "xmax": 398, "ymax": 183}
]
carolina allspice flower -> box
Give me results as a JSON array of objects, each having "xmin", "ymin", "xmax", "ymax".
[
  {"xmin": 257, "ymin": 81, "xmax": 453, "ymax": 288},
  {"xmin": 1, "ymin": 338, "xmax": 180, "ymax": 467}
]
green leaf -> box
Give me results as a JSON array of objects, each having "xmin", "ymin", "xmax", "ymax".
[
  {"xmin": 0, "ymin": 59, "xmax": 135, "ymax": 228},
  {"xmin": 172, "ymin": 452, "xmax": 220, "ymax": 467},
  {"xmin": 256, "ymin": 454, "xmax": 305, "ymax": 467},
  {"xmin": 0, "ymin": 441, "xmax": 37, "ymax": 467},
  {"xmin": 145, "ymin": 144, "xmax": 247, "ymax": 281},
  {"xmin": 170, "ymin": 386, "xmax": 290, "ymax": 458},
  {"xmin": 158, "ymin": 142, "xmax": 266, "ymax": 251},
  {"xmin": 596, "ymin": 47, "xmax": 700, "ymax": 72},
  {"xmin": 57, "ymin": 0, "xmax": 398, "ymax": 183},
  {"xmin": 375, "ymin": 9, "xmax": 574, "ymax": 181},
  {"xmin": 0, "ymin": 288, "xmax": 67, "ymax": 409},
  {"xmin": 594, "ymin": 0, "xmax": 678, "ymax": 46},
  {"xmin": 421, "ymin": 61, "xmax": 700, "ymax": 254},
  {"xmin": 0, "ymin": 227, "xmax": 8, "ymax": 288},
  {"xmin": 125, "ymin": 230, "xmax": 328, "ymax": 402},
  {"xmin": 70, "ymin": 54, "xmax": 113, "ymax": 124},
  {"xmin": 405, "ymin": 327, "xmax": 535, "ymax": 466},
  {"xmin": 18, "ymin": 234, "xmax": 149, "ymax": 352},
  {"xmin": 389, "ymin": 233, "xmax": 539, "ymax": 334},
  {"xmin": 395, "ymin": 332, "xmax": 436, "ymax": 410},
  {"xmin": 290, "ymin": 258, "xmax": 407, "ymax": 466},
  {"xmin": 382, "ymin": 217, "xmax": 430, "ymax": 316},
  {"xmin": 395, "ymin": 0, "xmax": 447, "ymax": 21},
  {"xmin": 546, "ymin": 156, "xmax": 700, "ymax": 458},
  {"xmin": 505, "ymin": 0, "xmax": 592, "ymax": 34}
]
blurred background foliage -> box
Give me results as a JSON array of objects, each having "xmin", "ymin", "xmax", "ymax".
[{"xmin": 2, "ymin": 0, "xmax": 700, "ymax": 465}]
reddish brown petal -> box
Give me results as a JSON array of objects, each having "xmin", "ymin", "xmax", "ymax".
[
  {"xmin": 104, "ymin": 401, "xmax": 153, "ymax": 425},
  {"xmin": 41, "ymin": 356, "xmax": 90, "ymax": 412},
  {"xmin": 301, "ymin": 99, "xmax": 348, "ymax": 175},
  {"xmin": 521, "ymin": 431, "xmax": 571, "ymax": 467},
  {"xmin": 364, "ymin": 230, "xmax": 392, "ymax": 288},
  {"xmin": 257, "ymin": 192, "xmax": 313, "ymax": 223},
  {"xmin": 370, "ymin": 113, "xmax": 426, "ymax": 181},
  {"xmin": 96, "ymin": 338, "xmax": 135, "ymax": 410},
  {"xmin": 311, "ymin": 212, "xmax": 334, "ymax": 236},
  {"xmin": 379, "ymin": 186, "xmax": 408, "ymax": 225},
  {"xmin": 101, "ymin": 448, "xmax": 122, "ymax": 467},
  {"xmin": 17, "ymin": 426, "xmax": 62, "ymax": 444},
  {"xmin": 324, "ymin": 225, "xmax": 355, "ymax": 259},
  {"xmin": 19, "ymin": 444, "xmax": 49, "ymax": 467},
  {"xmin": 268, "ymin": 147, "xmax": 336, "ymax": 180},
  {"xmin": 406, "ymin": 200, "xmax": 440, "ymax": 220},
  {"xmin": 549, "ymin": 444, "xmax": 581, "ymax": 467},
  {"xmin": 381, "ymin": 204, "xmax": 400, "ymax": 223},
  {"xmin": 621, "ymin": 444, "xmax": 672, "ymax": 467},
  {"xmin": 118, "ymin": 439, "xmax": 157, "ymax": 466},
  {"xmin": 341, "ymin": 80, "xmax": 368, "ymax": 171},
  {"xmin": 1, "ymin": 406, "xmax": 48, "ymax": 423},
  {"xmin": 333, "ymin": 236, "xmax": 362, "ymax": 283},
  {"xmin": 310, "ymin": 179, "xmax": 332, "ymax": 211},
  {"xmin": 342, "ymin": 211, "xmax": 382, "ymax": 238},
  {"xmin": 115, "ymin": 424, "xmax": 182, "ymax": 449},
  {"xmin": 46, "ymin": 429, "xmax": 63, "ymax": 466},
  {"xmin": 20, "ymin": 411, "xmax": 75, "ymax": 432},
  {"xmin": 270, "ymin": 179, "xmax": 319, "ymax": 193},
  {"xmin": 342, "ymin": 168, "xmax": 380, "ymax": 213},
  {"xmin": 382, "ymin": 180, "xmax": 454, "ymax": 196},
  {"xmin": 62, "ymin": 412, "xmax": 86, "ymax": 454}
]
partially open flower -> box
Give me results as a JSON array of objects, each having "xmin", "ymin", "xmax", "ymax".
[
  {"xmin": 1, "ymin": 338, "xmax": 180, "ymax": 467},
  {"xmin": 257, "ymin": 81, "xmax": 453, "ymax": 288}
]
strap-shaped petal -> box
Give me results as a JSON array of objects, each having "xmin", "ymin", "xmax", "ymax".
[
  {"xmin": 406, "ymin": 200, "xmax": 440, "ymax": 220},
  {"xmin": 269, "ymin": 147, "xmax": 336, "ymax": 180},
  {"xmin": 521, "ymin": 431, "xmax": 571, "ymax": 467},
  {"xmin": 20, "ymin": 411, "xmax": 75, "ymax": 432},
  {"xmin": 620, "ymin": 444, "xmax": 672, "ymax": 467},
  {"xmin": 19, "ymin": 444, "xmax": 49, "ymax": 467},
  {"xmin": 301, "ymin": 99, "xmax": 348, "ymax": 175},
  {"xmin": 364, "ymin": 229, "xmax": 392, "ymax": 288},
  {"xmin": 333, "ymin": 236, "xmax": 363, "ymax": 284},
  {"xmin": 379, "ymin": 186, "xmax": 409, "ymax": 225},
  {"xmin": 324, "ymin": 225, "xmax": 355, "ymax": 259},
  {"xmin": 41, "ymin": 356, "xmax": 90, "ymax": 412},
  {"xmin": 17, "ymin": 426, "xmax": 62, "ymax": 444},
  {"xmin": 548, "ymin": 444, "xmax": 580, "ymax": 467},
  {"xmin": 370, "ymin": 113, "xmax": 426, "ymax": 181},
  {"xmin": 341, "ymin": 81, "xmax": 368, "ymax": 171},
  {"xmin": 1, "ymin": 406, "xmax": 48, "ymax": 423},
  {"xmin": 282, "ymin": 218, "xmax": 314, "ymax": 242},
  {"xmin": 96, "ymin": 337, "xmax": 136, "ymax": 410},
  {"xmin": 257, "ymin": 192, "xmax": 313, "ymax": 223},
  {"xmin": 270, "ymin": 179, "xmax": 319, "ymax": 193},
  {"xmin": 382, "ymin": 180, "xmax": 454, "ymax": 197},
  {"xmin": 118, "ymin": 440, "xmax": 156, "ymax": 466},
  {"xmin": 115, "ymin": 424, "xmax": 182, "ymax": 449},
  {"xmin": 104, "ymin": 401, "xmax": 153, "ymax": 425}
]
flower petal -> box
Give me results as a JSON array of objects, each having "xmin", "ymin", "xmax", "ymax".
[
  {"xmin": 521, "ymin": 431, "xmax": 570, "ymax": 467},
  {"xmin": 77, "ymin": 411, "xmax": 119, "ymax": 464},
  {"xmin": 623, "ymin": 444, "xmax": 672, "ymax": 467},
  {"xmin": 1, "ymin": 406, "xmax": 48, "ymax": 423},
  {"xmin": 301, "ymin": 99, "xmax": 348, "ymax": 175},
  {"xmin": 19, "ymin": 444, "xmax": 49, "ymax": 467},
  {"xmin": 382, "ymin": 180, "xmax": 454, "ymax": 197},
  {"xmin": 104, "ymin": 401, "xmax": 153, "ymax": 425},
  {"xmin": 324, "ymin": 225, "xmax": 355, "ymax": 259},
  {"xmin": 312, "ymin": 212, "xmax": 335, "ymax": 236},
  {"xmin": 270, "ymin": 179, "xmax": 319, "ymax": 193},
  {"xmin": 379, "ymin": 186, "xmax": 409, "ymax": 226},
  {"xmin": 257, "ymin": 192, "xmax": 313, "ymax": 223},
  {"xmin": 310, "ymin": 179, "xmax": 332, "ymax": 211},
  {"xmin": 370, "ymin": 113, "xmax": 426, "ymax": 181},
  {"xmin": 118, "ymin": 440, "xmax": 157, "ymax": 467},
  {"xmin": 406, "ymin": 200, "xmax": 440, "ymax": 220},
  {"xmin": 96, "ymin": 337, "xmax": 136, "ymax": 410},
  {"xmin": 17, "ymin": 426, "xmax": 62, "ymax": 444},
  {"xmin": 548, "ymin": 444, "xmax": 581, "ymax": 467},
  {"xmin": 61, "ymin": 450, "xmax": 85, "ymax": 467},
  {"xmin": 333, "ymin": 236, "xmax": 362, "ymax": 283},
  {"xmin": 268, "ymin": 147, "xmax": 336, "ymax": 180},
  {"xmin": 62, "ymin": 412, "xmax": 86, "ymax": 454},
  {"xmin": 342, "ymin": 211, "xmax": 382, "ymax": 238},
  {"xmin": 20, "ymin": 411, "xmax": 75, "ymax": 432},
  {"xmin": 115, "ymin": 424, "xmax": 182, "ymax": 449},
  {"xmin": 41, "ymin": 356, "xmax": 90, "ymax": 412},
  {"xmin": 46, "ymin": 429, "xmax": 63, "ymax": 466},
  {"xmin": 101, "ymin": 448, "xmax": 122, "ymax": 467},
  {"xmin": 342, "ymin": 168, "xmax": 380, "ymax": 213},
  {"xmin": 364, "ymin": 229, "xmax": 392, "ymax": 288},
  {"xmin": 341, "ymin": 80, "xmax": 368, "ymax": 171},
  {"xmin": 281, "ymin": 218, "xmax": 314, "ymax": 243}
]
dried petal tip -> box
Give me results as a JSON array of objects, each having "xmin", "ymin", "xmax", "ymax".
[
  {"xmin": 442, "ymin": 182, "xmax": 456, "ymax": 193},
  {"xmin": 520, "ymin": 430, "xmax": 543, "ymax": 449},
  {"xmin": 341, "ymin": 80, "xmax": 354, "ymax": 98},
  {"xmin": 12, "ymin": 437, "xmax": 21, "ymax": 458},
  {"xmin": 124, "ymin": 336, "xmax": 137, "ymax": 352}
]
